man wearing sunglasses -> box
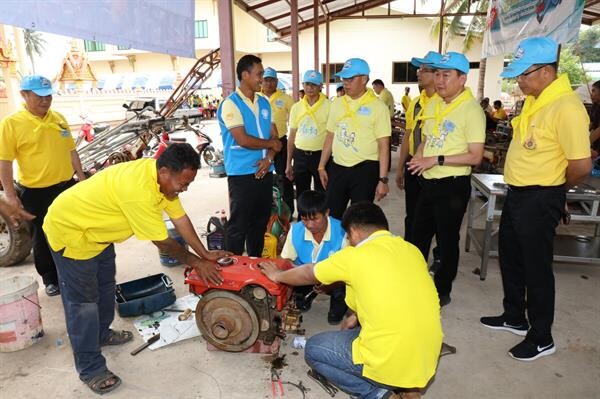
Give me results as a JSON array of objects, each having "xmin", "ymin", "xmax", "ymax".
[{"xmin": 480, "ymin": 37, "xmax": 591, "ymax": 361}]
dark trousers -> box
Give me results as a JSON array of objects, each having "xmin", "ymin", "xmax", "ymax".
[
  {"xmin": 274, "ymin": 136, "xmax": 295, "ymax": 215},
  {"xmin": 326, "ymin": 161, "xmax": 379, "ymax": 220},
  {"xmin": 51, "ymin": 245, "xmax": 116, "ymax": 380},
  {"xmin": 410, "ymin": 175, "xmax": 471, "ymax": 297},
  {"xmin": 403, "ymin": 157, "xmax": 422, "ymax": 241},
  {"xmin": 499, "ymin": 186, "xmax": 564, "ymax": 345},
  {"xmin": 293, "ymin": 148, "xmax": 324, "ymax": 200},
  {"xmin": 19, "ymin": 179, "xmax": 75, "ymax": 285},
  {"xmin": 226, "ymin": 174, "xmax": 272, "ymax": 257}
]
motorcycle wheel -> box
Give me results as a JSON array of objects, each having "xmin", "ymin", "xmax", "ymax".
[
  {"xmin": 202, "ymin": 146, "xmax": 217, "ymax": 167},
  {"xmin": 0, "ymin": 204, "xmax": 32, "ymax": 267}
]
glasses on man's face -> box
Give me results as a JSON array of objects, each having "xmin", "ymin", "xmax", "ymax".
[{"xmin": 518, "ymin": 64, "xmax": 547, "ymax": 78}]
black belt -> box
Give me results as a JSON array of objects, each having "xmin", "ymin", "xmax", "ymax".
[
  {"xmin": 334, "ymin": 160, "xmax": 378, "ymax": 170},
  {"xmin": 508, "ymin": 184, "xmax": 564, "ymax": 192},
  {"xmin": 295, "ymin": 149, "xmax": 321, "ymax": 156},
  {"xmin": 16, "ymin": 178, "xmax": 74, "ymax": 191},
  {"xmin": 419, "ymin": 175, "xmax": 470, "ymax": 184}
]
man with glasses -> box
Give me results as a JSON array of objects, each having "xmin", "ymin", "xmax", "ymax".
[
  {"xmin": 396, "ymin": 51, "xmax": 440, "ymax": 241},
  {"xmin": 480, "ymin": 37, "xmax": 591, "ymax": 361},
  {"xmin": 407, "ymin": 52, "xmax": 485, "ymax": 307},
  {"xmin": 286, "ymin": 70, "xmax": 330, "ymax": 199}
]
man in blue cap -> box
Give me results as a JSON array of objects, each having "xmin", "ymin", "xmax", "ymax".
[
  {"xmin": 261, "ymin": 67, "xmax": 295, "ymax": 214},
  {"xmin": 396, "ymin": 51, "xmax": 441, "ymax": 241},
  {"xmin": 0, "ymin": 75, "xmax": 86, "ymax": 296},
  {"xmin": 217, "ymin": 55, "xmax": 282, "ymax": 256},
  {"xmin": 481, "ymin": 37, "xmax": 591, "ymax": 361},
  {"xmin": 407, "ymin": 52, "xmax": 485, "ymax": 307},
  {"xmin": 287, "ymin": 70, "xmax": 330, "ymax": 199}
]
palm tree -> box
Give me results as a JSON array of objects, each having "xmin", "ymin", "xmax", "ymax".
[
  {"xmin": 430, "ymin": 0, "xmax": 489, "ymax": 100},
  {"xmin": 23, "ymin": 29, "xmax": 47, "ymax": 74}
]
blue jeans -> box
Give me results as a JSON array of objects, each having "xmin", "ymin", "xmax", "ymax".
[
  {"xmin": 305, "ymin": 328, "xmax": 396, "ymax": 399},
  {"xmin": 51, "ymin": 245, "xmax": 116, "ymax": 380}
]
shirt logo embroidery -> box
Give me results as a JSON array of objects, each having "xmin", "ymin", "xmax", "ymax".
[
  {"xmin": 261, "ymin": 109, "xmax": 269, "ymax": 119},
  {"xmin": 336, "ymin": 123, "xmax": 359, "ymax": 153},
  {"xmin": 60, "ymin": 129, "xmax": 70, "ymax": 137},
  {"xmin": 275, "ymin": 99, "xmax": 284, "ymax": 108},
  {"xmin": 426, "ymin": 119, "xmax": 455, "ymax": 149},
  {"xmin": 357, "ymin": 106, "xmax": 370, "ymax": 116}
]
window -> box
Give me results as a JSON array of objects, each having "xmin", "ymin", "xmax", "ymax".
[
  {"xmin": 267, "ymin": 28, "xmax": 277, "ymax": 42},
  {"xmin": 83, "ymin": 40, "xmax": 105, "ymax": 52},
  {"xmin": 195, "ymin": 20, "xmax": 208, "ymax": 38},
  {"xmin": 392, "ymin": 62, "xmax": 418, "ymax": 83},
  {"xmin": 469, "ymin": 62, "xmax": 481, "ymax": 70},
  {"xmin": 117, "ymin": 44, "xmax": 131, "ymax": 50},
  {"xmin": 321, "ymin": 63, "xmax": 345, "ymax": 83}
]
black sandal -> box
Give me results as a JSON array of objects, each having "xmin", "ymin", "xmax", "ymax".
[
  {"xmin": 80, "ymin": 370, "xmax": 122, "ymax": 395},
  {"xmin": 101, "ymin": 329, "xmax": 133, "ymax": 346}
]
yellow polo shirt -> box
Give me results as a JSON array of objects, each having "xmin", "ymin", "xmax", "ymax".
[
  {"xmin": 314, "ymin": 230, "xmax": 442, "ymax": 388},
  {"xmin": 261, "ymin": 89, "xmax": 294, "ymax": 138},
  {"xmin": 289, "ymin": 93, "xmax": 331, "ymax": 151},
  {"xmin": 326, "ymin": 89, "xmax": 391, "ymax": 167},
  {"xmin": 421, "ymin": 91, "xmax": 485, "ymax": 179},
  {"xmin": 0, "ymin": 107, "xmax": 75, "ymax": 188},
  {"xmin": 504, "ymin": 91, "xmax": 590, "ymax": 186},
  {"xmin": 401, "ymin": 94, "xmax": 411, "ymax": 111},
  {"xmin": 378, "ymin": 88, "xmax": 395, "ymax": 116},
  {"xmin": 43, "ymin": 159, "xmax": 186, "ymax": 260},
  {"xmin": 492, "ymin": 108, "xmax": 507, "ymax": 121},
  {"xmin": 219, "ymin": 88, "xmax": 261, "ymax": 130},
  {"xmin": 405, "ymin": 91, "xmax": 438, "ymax": 156}
]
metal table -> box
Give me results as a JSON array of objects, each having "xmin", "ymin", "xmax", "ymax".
[{"xmin": 465, "ymin": 173, "xmax": 600, "ymax": 280}]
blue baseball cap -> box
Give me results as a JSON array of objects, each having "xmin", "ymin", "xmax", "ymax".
[
  {"xmin": 411, "ymin": 51, "xmax": 443, "ymax": 67},
  {"xmin": 430, "ymin": 52, "xmax": 470, "ymax": 74},
  {"xmin": 263, "ymin": 67, "xmax": 278, "ymax": 79},
  {"xmin": 20, "ymin": 75, "xmax": 53, "ymax": 96},
  {"xmin": 302, "ymin": 70, "xmax": 323, "ymax": 85},
  {"xmin": 500, "ymin": 37, "xmax": 558, "ymax": 78},
  {"xmin": 335, "ymin": 58, "xmax": 370, "ymax": 79}
]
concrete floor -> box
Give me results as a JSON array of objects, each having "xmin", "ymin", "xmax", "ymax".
[{"xmin": 1, "ymin": 120, "xmax": 599, "ymax": 399}]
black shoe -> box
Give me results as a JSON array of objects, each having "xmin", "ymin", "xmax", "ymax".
[
  {"xmin": 480, "ymin": 315, "xmax": 529, "ymax": 336},
  {"xmin": 508, "ymin": 338, "xmax": 555, "ymax": 361},
  {"xmin": 295, "ymin": 298, "xmax": 312, "ymax": 313},
  {"xmin": 45, "ymin": 283, "xmax": 60, "ymax": 296},
  {"xmin": 439, "ymin": 295, "xmax": 451, "ymax": 307},
  {"xmin": 327, "ymin": 312, "xmax": 344, "ymax": 325}
]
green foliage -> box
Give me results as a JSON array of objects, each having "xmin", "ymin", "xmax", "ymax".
[
  {"xmin": 558, "ymin": 47, "xmax": 590, "ymax": 85},
  {"xmin": 429, "ymin": 0, "xmax": 489, "ymax": 52},
  {"xmin": 576, "ymin": 26, "xmax": 600, "ymax": 63}
]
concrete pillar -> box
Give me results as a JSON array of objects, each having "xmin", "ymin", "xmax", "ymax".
[
  {"xmin": 290, "ymin": 0, "xmax": 299, "ymax": 101},
  {"xmin": 218, "ymin": 0, "xmax": 235, "ymax": 97}
]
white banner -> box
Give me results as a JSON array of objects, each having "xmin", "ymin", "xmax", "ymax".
[
  {"xmin": 482, "ymin": 0, "xmax": 584, "ymax": 58},
  {"xmin": 0, "ymin": 0, "xmax": 195, "ymax": 58}
]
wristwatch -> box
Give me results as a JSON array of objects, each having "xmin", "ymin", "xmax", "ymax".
[
  {"xmin": 379, "ymin": 177, "xmax": 389, "ymax": 184},
  {"xmin": 437, "ymin": 155, "xmax": 445, "ymax": 166}
]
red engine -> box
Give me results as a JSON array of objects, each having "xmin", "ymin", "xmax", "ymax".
[{"xmin": 185, "ymin": 256, "xmax": 302, "ymax": 352}]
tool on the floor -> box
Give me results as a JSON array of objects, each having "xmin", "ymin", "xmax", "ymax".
[
  {"xmin": 282, "ymin": 380, "xmax": 309, "ymax": 399},
  {"xmin": 307, "ymin": 369, "xmax": 338, "ymax": 397},
  {"xmin": 177, "ymin": 308, "xmax": 193, "ymax": 321},
  {"xmin": 270, "ymin": 368, "xmax": 284, "ymax": 397},
  {"xmin": 130, "ymin": 333, "xmax": 160, "ymax": 356},
  {"xmin": 440, "ymin": 342, "xmax": 457, "ymax": 357}
]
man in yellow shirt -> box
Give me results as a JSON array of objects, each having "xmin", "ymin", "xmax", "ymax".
[
  {"xmin": 260, "ymin": 202, "xmax": 442, "ymax": 399},
  {"xmin": 0, "ymin": 75, "xmax": 85, "ymax": 296},
  {"xmin": 372, "ymin": 79, "xmax": 395, "ymax": 116},
  {"xmin": 287, "ymin": 70, "xmax": 330, "ymax": 198},
  {"xmin": 318, "ymin": 58, "xmax": 391, "ymax": 222},
  {"xmin": 261, "ymin": 67, "xmax": 295, "ymax": 214},
  {"xmin": 407, "ymin": 52, "xmax": 485, "ymax": 307},
  {"xmin": 43, "ymin": 144, "xmax": 228, "ymax": 394},
  {"xmin": 491, "ymin": 100, "xmax": 507, "ymax": 122},
  {"xmin": 401, "ymin": 87, "xmax": 411, "ymax": 114},
  {"xmin": 481, "ymin": 37, "xmax": 592, "ymax": 362}
]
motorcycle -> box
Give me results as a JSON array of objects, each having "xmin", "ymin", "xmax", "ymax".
[{"xmin": 151, "ymin": 122, "xmax": 219, "ymax": 168}]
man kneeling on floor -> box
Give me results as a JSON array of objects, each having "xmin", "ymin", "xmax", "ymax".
[
  {"xmin": 43, "ymin": 143, "xmax": 229, "ymax": 395},
  {"xmin": 280, "ymin": 190, "xmax": 347, "ymax": 323},
  {"xmin": 260, "ymin": 202, "xmax": 442, "ymax": 399}
]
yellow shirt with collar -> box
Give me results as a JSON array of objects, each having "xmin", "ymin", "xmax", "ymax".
[
  {"xmin": 261, "ymin": 89, "xmax": 294, "ymax": 138},
  {"xmin": 378, "ymin": 88, "xmax": 395, "ymax": 116},
  {"xmin": 43, "ymin": 159, "xmax": 186, "ymax": 260},
  {"xmin": 492, "ymin": 108, "xmax": 507, "ymax": 121},
  {"xmin": 289, "ymin": 93, "xmax": 331, "ymax": 151},
  {"xmin": 219, "ymin": 88, "xmax": 262, "ymax": 130},
  {"xmin": 504, "ymin": 78, "xmax": 590, "ymax": 186},
  {"xmin": 326, "ymin": 89, "xmax": 391, "ymax": 167},
  {"xmin": 401, "ymin": 94, "xmax": 411, "ymax": 111},
  {"xmin": 314, "ymin": 230, "xmax": 442, "ymax": 388},
  {"xmin": 405, "ymin": 91, "xmax": 437, "ymax": 156},
  {"xmin": 420, "ymin": 90, "xmax": 485, "ymax": 179},
  {"xmin": 0, "ymin": 107, "xmax": 75, "ymax": 188}
]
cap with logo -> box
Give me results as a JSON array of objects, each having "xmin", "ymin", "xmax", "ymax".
[
  {"xmin": 20, "ymin": 75, "xmax": 54, "ymax": 96},
  {"xmin": 411, "ymin": 51, "xmax": 443, "ymax": 67},
  {"xmin": 263, "ymin": 67, "xmax": 278, "ymax": 79},
  {"xmin": 335, "ymin": 58, "xmax": 370, "ymax": 79},
  {"xmin": 430, "ymin": 52, "xmax": 470, "ymax": 74},
  {"xmin": 500, "ymin": 37, "xmax": 558, "ymax": 78},
  {"xmin": 302, "ymin": 70, "xmax": 323, "ymax": 85}
]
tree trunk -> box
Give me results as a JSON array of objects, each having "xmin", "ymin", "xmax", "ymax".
[
  {"xmin": 477, "ymin": 57, "xmax": 487, "ymax": 101},
  {"xmin": 28, "ymin": 54, "xmax": 35, "ymax": 74}
]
